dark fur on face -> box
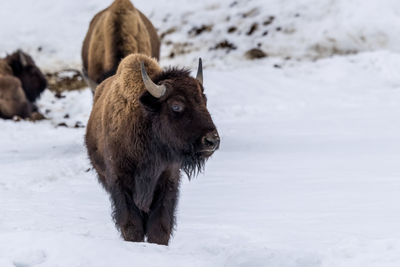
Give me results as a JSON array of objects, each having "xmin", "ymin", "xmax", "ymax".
[
  {"xmin": 140, "ymin": 68, "xmax": 216, "ymax": 178},
  {"xmin": 5, "ymin": 50, "xmax": 47, "ymax": 103}
]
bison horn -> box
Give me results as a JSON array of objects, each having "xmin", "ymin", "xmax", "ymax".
[
  {"xmin": 196, "ymin": 58, "xmax": 203, "ymax": 85},
  {"xmin": 141, "ymin": 62, "xmax": 166, "ymax": 98},
  {"xmin": 18, "ymin": 50, "xmax": 28, "ymax": 67}
]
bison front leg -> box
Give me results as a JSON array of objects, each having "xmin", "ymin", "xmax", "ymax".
[
  {"xmin": 133, "ymin": 173, "xmax": 160, "ymax": 212},
  {"xmin": 146, "ymin": 172, "xmax": 180, "ymax": 245},
  {"xmin": 110, "ymin": 183, "xmax": 145, "ymax": 242}
]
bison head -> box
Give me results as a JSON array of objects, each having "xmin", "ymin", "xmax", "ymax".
[
  {"xmin": 6, "ymin": 50, "xmax": 47, "ymax": 103},
  {"xmin": 140, "ymin": 59, "xmax": 220, "ymax": 177}
]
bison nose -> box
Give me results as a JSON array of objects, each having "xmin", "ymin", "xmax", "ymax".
[{"xmin": 201, "ymin": 131, "xmax": 220, "ymax": 151}]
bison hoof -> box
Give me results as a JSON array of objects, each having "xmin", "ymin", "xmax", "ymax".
[
  {"xmin": 147, "ymin": 235, "xmax": 170, "ymax": 246},
  {"xmin": 121, "ymin": 225, "xmax": 145, "ymax": 242}
]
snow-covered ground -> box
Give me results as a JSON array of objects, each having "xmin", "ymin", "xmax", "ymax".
[
  {"xmin": 1, "ymin": 0, "xmax": 400, "ymax": 266},
  {"xmin": 1, "ymin": 0, "xmax": 400, "ymax": 70}
]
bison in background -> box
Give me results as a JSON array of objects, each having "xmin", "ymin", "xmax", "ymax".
[
  {"xmin": 5, "ymin": 50, "xmax": 47, "ymax": 104},
  {"xmin": 0, "ymin": 75, "xmax": 31, "ymax": 119},
  {"xmin": 82, "ymin": 0, "xmax": 160, "ymax": 92},
  {"xmin": 0, "ymin": 50, "xmax": 47, "ymax": 120},
  {"xmin": 85, "ymin": 54, "xmax": 219, "ymax": 245}
]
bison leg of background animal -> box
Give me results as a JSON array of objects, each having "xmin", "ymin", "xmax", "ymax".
[
  {"xmin": 110, "ymin": 183, "xmax": 145, "ymax": 242},
  {"xmin": 146, "ymin": 170, "xmax": 180, "ymax": 245}
]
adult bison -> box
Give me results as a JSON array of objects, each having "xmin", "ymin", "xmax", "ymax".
[
  {"xmin": 0, "ymin": 50, "xmax": 47, "ymax": 120},
  {"xmin": 5, "ymin": 50, "xmax": 47, "ymax": 104},
  {"xmin": 85, "ymin": 54, "xmax": 219, "ymax": 245},
  {"xmin": 0, "ymin": 75, "xmax": 31, "ymax": 119},
  {"xmin": 82, "ymin": 0, "xmax": 160, "ymax": 92}
]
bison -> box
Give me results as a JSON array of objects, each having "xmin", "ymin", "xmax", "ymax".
[
  {"xmin": 0, "ymin": 75, "xmax": 31, "ymax": 119},
  {"xmin": 82, "ymin": 0, "xmax": 160, "ymax": 92},
  {"xmin": 0, "ymin": 50, "xmax": 47, "ymax": 120},
  {"xmin": 5, "ymin": 50, "xmax": 47, "ymax": 104},
  {"xmin": 85, "ymin": 54, "xmax": 220, "ymax": 245}
]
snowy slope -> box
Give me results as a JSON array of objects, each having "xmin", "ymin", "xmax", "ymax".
[
  {"xmin": 1, "ymin": 0, "xmax": 400, "ymax": 70},
  {"xmin": 1, "ymin": 0, "xmax": 400, "ymax": 266}
]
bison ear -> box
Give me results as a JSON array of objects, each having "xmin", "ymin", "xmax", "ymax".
[{"xmin": 139, "ymin": 91, "xmax": 161, "ymax": 112}]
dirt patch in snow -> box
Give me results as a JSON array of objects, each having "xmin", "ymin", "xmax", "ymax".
[{"xmin": 45, "ymin": 69, "xmax": 87, "ymax": 93}]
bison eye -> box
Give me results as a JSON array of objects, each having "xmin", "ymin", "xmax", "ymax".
[{"xmin": 171, "ymin": 103, "xmax": 184, "ymax": 113}]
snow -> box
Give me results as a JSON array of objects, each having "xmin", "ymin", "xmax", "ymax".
[
  {"xmin": 1, "ymin": 0, "xmax": 400, "ymax": 266},
  {"xmin": 2, "ymin": 0, "xmax": 400, "ymax": 70}
]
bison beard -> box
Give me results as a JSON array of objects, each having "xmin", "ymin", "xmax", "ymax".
[{"xmin": 181, "ymin": 148, "xmax": 206, "ymax": 179}]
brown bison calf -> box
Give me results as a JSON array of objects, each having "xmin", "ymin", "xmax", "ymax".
[
  {"xmin": 85, "ymin": 54, "xmax": 219, "ymax": 245},
  {"xmin": 0, "ymin": 50, "xmax": 47, "ymax": 120},
  {"xmin": 82, "ymin": 0, "xmax": 160, "ymax": 92}
]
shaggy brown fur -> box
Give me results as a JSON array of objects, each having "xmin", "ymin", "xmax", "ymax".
[
  {"xmin": 86, "ymin": 54, "xmax": 219, "ymax": 245},
  {"xmin": 0, "ymin": 75, "xmax": 31, "ymax": 119},
  {"xmin": 0, "ymin": 59, "xmax": 13, "ymax": 76},
  {"xmin": 82, "ymin": 0, "xmax": 160, "ymax": 92}
]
